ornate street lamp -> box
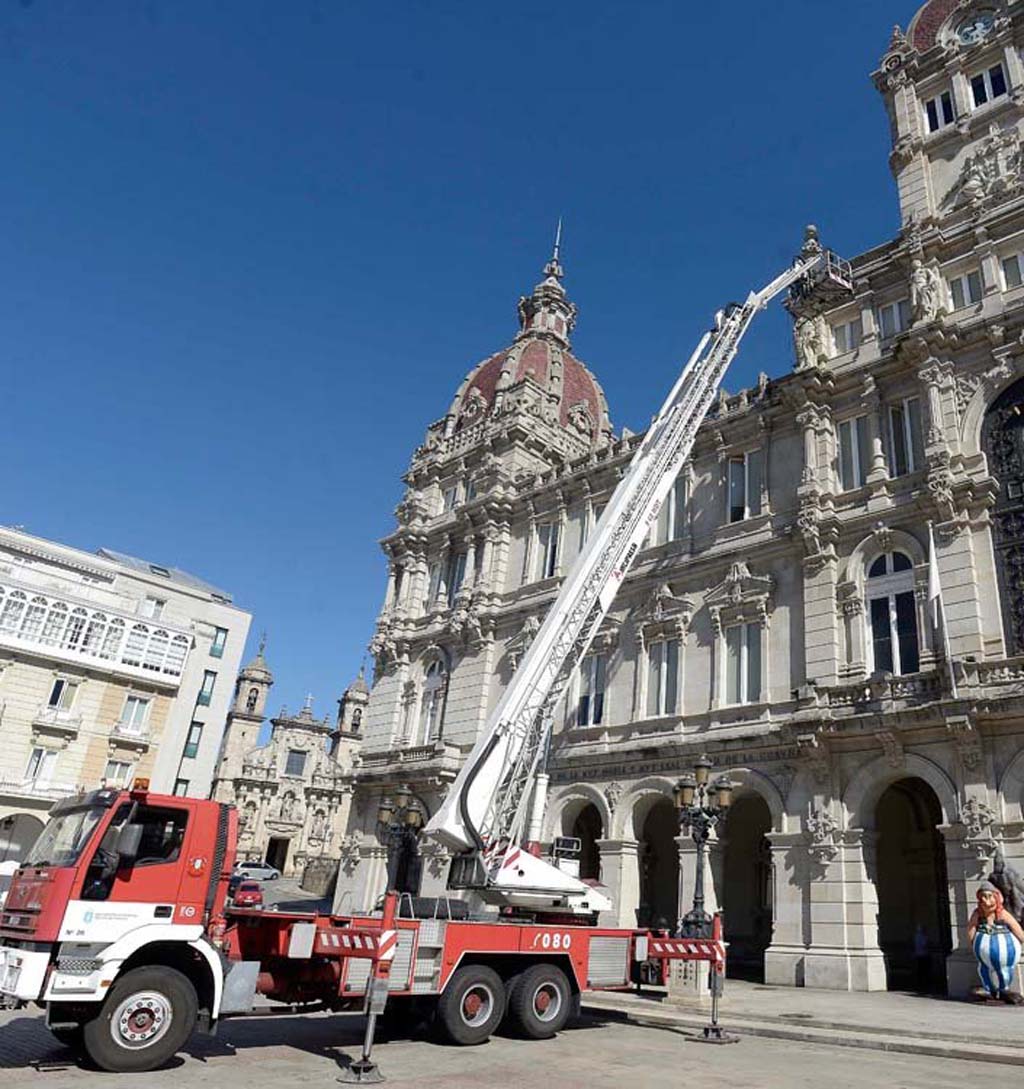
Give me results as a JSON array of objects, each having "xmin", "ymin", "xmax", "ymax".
[
  {"xmin": 377, "ymin": 786, "xmax": 423, "ymax": 894},
  {"xmin": 674, "ymin": 756, "xmax": 735, "ymax": 940}
]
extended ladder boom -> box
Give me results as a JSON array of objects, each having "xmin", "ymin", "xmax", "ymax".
[{"xmin": 426, "ymin": 240, "xmax": 852, "ymax": 908}]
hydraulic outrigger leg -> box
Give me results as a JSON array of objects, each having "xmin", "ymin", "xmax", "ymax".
[{"xmin": 339, "ymin": 893, "xmax": 399, "ymax": 1084}]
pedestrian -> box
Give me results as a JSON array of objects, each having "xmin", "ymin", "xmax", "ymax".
[{"xmin": 913, "ymin": 923, "xmax": 930, "ymax": 992}]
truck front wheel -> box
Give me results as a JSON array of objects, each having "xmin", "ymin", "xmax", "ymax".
[{"xmin": 82, "ymin": 966, "xmax": 198, "ymax": 1073}]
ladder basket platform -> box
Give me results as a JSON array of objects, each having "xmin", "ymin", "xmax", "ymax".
[{"xmin": 789, "ymin": 249, "xmax": 854, "ymax": 306}]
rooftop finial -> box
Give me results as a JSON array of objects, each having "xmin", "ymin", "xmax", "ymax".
[
  {"xmin": 258, "ymin": 630, "xmax": 267, "ymax": 656},
  {"xmin": 303, "ymin": 692, "xmax": 314, "ymax": 712},
  {"xmin": 543, "ymin": 218, "xmax": 564, "ymax": 280}
]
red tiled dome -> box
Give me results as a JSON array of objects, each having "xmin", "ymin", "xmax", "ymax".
[
  {"xmin": 459, "ymin": 340, "xmax": 608, "ymax": 435},
  {"xmin": 907, "ymin": 0, "xmax": 966, "ymax": 51},
  {"xmin": 445, "ymin": 244, "xmax": 613, "ymax": 446}
]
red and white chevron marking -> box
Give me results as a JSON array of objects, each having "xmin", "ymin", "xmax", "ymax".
[
  {"xmin": 376, "ymin": 929, "xmax": 398, "ymax": 962},
  {"xmin": 315, "ymin": 930, "xmax": 379, "ymax": 955},
  {"xmin": 647, "ymin": 938, "xmax": 726, "ymax": 963},
  {"xmin": 314, "ymin": 928, "xmax": 400, "ymax": 961}
]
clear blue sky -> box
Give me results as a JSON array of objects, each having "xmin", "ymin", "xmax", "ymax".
[{"xmin": 1, "ymin": 0, "xmax": 915, "ymax": 717}]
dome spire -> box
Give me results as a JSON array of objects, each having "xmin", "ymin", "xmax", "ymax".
[
  {"xmin": 517, "ymin": 222, "xmax": 577, "ymax": 347},
  {"xmin": 544, "ymin": 217, "xmax": 563, "ymax": 280}
]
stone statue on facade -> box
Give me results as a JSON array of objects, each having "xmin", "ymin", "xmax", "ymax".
[
  {"xmin": 989, "ymin": 848, "xmax": 1024, "ymax": 924},
  {"xmin": 910, "ymin": 258, "xmax": 946, "ymax": 323},
  {"xmin": 793, "ymin": 313, "xmax": 827, "ymax": 370}
]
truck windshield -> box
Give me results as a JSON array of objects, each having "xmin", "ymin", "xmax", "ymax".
[{"xmin": 22, "ymin": 806, "xmax": 107, "ymax": 868}]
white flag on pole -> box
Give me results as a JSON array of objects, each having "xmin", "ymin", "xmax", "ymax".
[
  {"xmin": 927, "ymin": 522, "xmax": 942, "ymax": 630},
  {"xmin": 928, "ymin": 521, "xmax": 958, "ymax": 698}
]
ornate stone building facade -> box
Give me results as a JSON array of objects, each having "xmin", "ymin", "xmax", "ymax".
[
  {"xmin": 211, "ymin": 645, "xmax": 366, "ymax": 878},
  {"xmin": 337, "ymin": 0, "xmax": 1024, "ymax": 997}
]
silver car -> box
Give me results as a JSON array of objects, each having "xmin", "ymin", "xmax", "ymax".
[{"xmin": 233, "ymin": 860, "xmax": 280, "ymax": 881}]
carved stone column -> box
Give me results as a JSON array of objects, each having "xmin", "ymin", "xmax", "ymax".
[
  {"xmin": 478, "ymin": 527, "xmax": 495, "ymax": 593},
  {"xmin": 383, "ymin": 561, "xmax": 398, "ymax": 614},
  {"xmin": 797, "ymin": 406, "xmax": 818, "ymax": 486},
  {"xmin": 522, "ymin": 502, "xmax": 537, "ymax": 585},
  {"xmin": 460, "ymin": 531, "xmax": 476, "ymax": 596},
  {"xmin": 918, "ymin": 361, "xmax": 949, "ymax": 451},
  {"xmin": 595, "ymin": 839, "xmax": 641, "ymax": 928},
  {"xmin": 764, "ymin": 831, "xmax": 808, "ymax": 987},
  {"xmin": 436, "ymin": 537, "xmax": 452, "ymax": 608},
  {"xmin": 555, "ymin": 490, "xmax": 568, "ymax": 577},
  {"xmin": 631, "ymin": 629, "xmax": 646, "ymax": 719},
  {"xmin": 804, "ymin": 829, "xmax": 887, "ymax": 991},
  {"xmin": 346, "ymin": 840, "xmax": 389, "ymax": 913},
  {"xmin": 863, "ymin": 377, "xmax": 891, "ymax": 511}
]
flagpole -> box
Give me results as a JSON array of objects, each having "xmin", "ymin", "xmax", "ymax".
[{"xmin": 928, "ymin": 521, "xmax": 959, "ymax": 700}]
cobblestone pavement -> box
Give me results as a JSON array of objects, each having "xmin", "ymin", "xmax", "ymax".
[{"xmin": 0, "ymin": 1005, "xmax": 1010, "ymax": 1088}]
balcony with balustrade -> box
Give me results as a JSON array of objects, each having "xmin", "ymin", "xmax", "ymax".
[
  {"xmin": 0, "ymin": 578, "xmax": 192, "ymax": 689},
  {"xmin": 31, "ymin": 705, "xmax": 82, "ymax": 741}
]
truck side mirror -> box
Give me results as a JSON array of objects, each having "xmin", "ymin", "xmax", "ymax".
[{"xmin": 116, "ymin": 823, "xmax": 144, "ymax": 867}]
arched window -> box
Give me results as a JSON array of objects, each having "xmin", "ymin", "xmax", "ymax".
[
  {"xmin": 0, "ymin": 591, "xmax": 27, "ymax": 634},
  {"xmin": 246, "ymin": 687, "xmax": 260, "ymax": 713},
  {"xmin": 61, "ymin": 607, "xmax": 88, "ymax": 649},
  {"xmin": 352, "ymin": 707, "xmax": 363, "ymax": 732},
  {"xmin": 418, "ymin": 660, "xmax": 447, "ymax": 744},
  {"xmin": 164, "ymin": 635, "xmax": 190, "ymax": 676},
  {"xmin": 867, "ymin": 551, "xmax": 919, "ymax": 675},
  {"xmin": 20, "ymin": 597, "xmax": 48, "ymax": 641},
  {"xmin": 122, "ymin": 623, "xmax": 150, "ymax": 666},
  {"xmin": 40, "ymin": 602, "xmax": 68, "ymax": 646},
  {"xmin": 101, "ymin": 618, "xmax": 125, "ymax": 660},
  {"xmin": 144, "ymin": 629, "xmax": 170, "ymax": 671},
  {"xmin": 82, "ymin": 613, "xmax": 108, "ymax": 655}
]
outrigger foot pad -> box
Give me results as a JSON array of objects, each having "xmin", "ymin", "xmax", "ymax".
[
  {"xmin": 687, "ymin": 1025, "xmax": 740, "ymax": 1045},
  {"xmin": 338, "ymin": 1058, "xmax": 385, "ymax": 1083}
]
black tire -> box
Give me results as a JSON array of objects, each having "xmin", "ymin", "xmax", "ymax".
[
  {"xmin": 437, "ymin": 964, "xmax": 506, "ymax": 1045},
  {"xmin": 81, "ymin": 966, "xmax": 198, "ymax": 1073},
  {"xmin": 507, "ymin": 963, "xmax": 573, "ymax": 1039}
]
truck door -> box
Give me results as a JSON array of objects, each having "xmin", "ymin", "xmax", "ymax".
[{"xmin": 76, "ymin": 801, "xmax": 201, "ymax": 933}]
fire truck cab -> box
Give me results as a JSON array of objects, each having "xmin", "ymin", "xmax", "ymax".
[{"xmin": 0, "ymin": 783, "xmax": 232, "ymax": 1071}]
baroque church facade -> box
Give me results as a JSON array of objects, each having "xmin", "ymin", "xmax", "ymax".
[
  {"xmin": 211, "ymin": 641, "xmax": 367, "ymax": 879},
  {"xmin": 336, "ymin": 0, "xmax": 1024, "ymax": 997}
]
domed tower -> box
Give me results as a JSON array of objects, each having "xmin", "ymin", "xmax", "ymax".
[
  {"xmin": 330, "ymin": 666, "xmax": 369, "ymax": 768},
  {"xmin": 438, "ymin": 230, "xmax": 613, "ymax": 457},
  {"xmin": 875, "ymin": 2, "xmax": 1024, "ymax": 230},
  {"xmin": 211, "ymin": 635, "xmax": 274, "ymax": 801},
  {"xmin": 368, "ymin": 235, "xmax": 615, "ymax": 676}
]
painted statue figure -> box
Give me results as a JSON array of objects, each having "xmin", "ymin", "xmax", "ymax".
[{"xmin": 967, "ymin": 881, "xmax": 1024, "ymax": 1003}]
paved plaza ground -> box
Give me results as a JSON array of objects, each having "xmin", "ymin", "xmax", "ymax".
[{"xmin": 0, "ymin": 1000, "xmax": 1018, "ymax": 1089}]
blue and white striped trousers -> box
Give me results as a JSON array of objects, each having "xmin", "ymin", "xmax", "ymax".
[{"xmin": 974, "ymin": 926, "xmax": 1021, "ymax": 995}]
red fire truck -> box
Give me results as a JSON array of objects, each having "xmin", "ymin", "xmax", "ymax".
[{"xmin": 0, "ymin": 780, "xmax": 721, "ymax": 1073}]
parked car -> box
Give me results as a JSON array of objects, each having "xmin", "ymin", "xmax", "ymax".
[
  {"xmin": 233, "ymin": 860, "xmax": 280, "ymax": 881},
  {"xmin": 232, "ymin": 881, "xmax": 263, "ymax": 908}
]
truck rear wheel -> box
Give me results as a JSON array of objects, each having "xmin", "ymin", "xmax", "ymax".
[
  {"xmin": 507, "ymin": 963, "xmax": 572, "ymax": 1039},
  {"xmin": 437, "ymin": 964, "xmax": 506, "ymax": 1045},
  {"xmin": 82, "ymin": 966, "xmax": 198, "ymax": 1073}
]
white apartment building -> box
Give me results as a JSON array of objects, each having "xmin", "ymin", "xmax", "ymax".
[{"xmin": 0, "ymin": 525, "xmax": 250, "ymax": 860}]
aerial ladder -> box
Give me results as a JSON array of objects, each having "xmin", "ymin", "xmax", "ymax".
[{"xmin": 426, "ymin": 230, "xmax": 854, "ymax": 917}]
